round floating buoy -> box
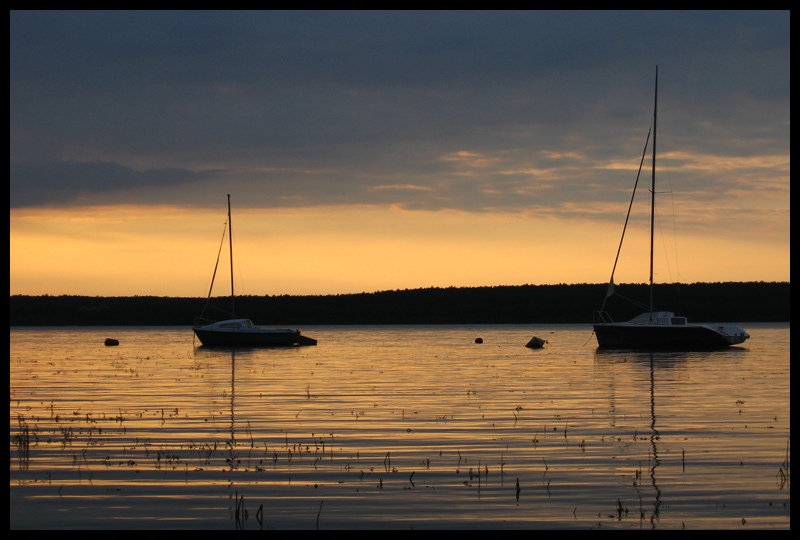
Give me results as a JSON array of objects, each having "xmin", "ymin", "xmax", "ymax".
[
  {"xmin": 475, "ymin": 337, "xmax": 483, "ymax": 344},
  {"xmin": 104, "ymin": 338, "xmax": 119, "ymax": 346}
]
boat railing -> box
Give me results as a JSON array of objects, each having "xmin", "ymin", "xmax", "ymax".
[{"xmin": 593, "ymin": 311, "xmax": 615, "ymax": 324}]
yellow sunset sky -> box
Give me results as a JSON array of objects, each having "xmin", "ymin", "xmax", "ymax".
[
  {"xmin": 9, "ymin": 190, "xmax": 788, "ymax": 297},
  {"xmin": 10, "ymin": 12, "xmax": 790, "ymax": 298}
]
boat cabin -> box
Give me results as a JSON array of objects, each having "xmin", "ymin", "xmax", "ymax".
[{"xmin": 629, "ymin": 312, "xmax": 687, "ymax": 325}]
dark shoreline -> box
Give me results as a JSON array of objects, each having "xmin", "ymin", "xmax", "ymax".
[{"xmin": 10, "ymin": 282, "xmax": 789, "ymax": 326}]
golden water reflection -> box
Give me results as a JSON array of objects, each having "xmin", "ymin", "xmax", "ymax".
[{"xmin": 10, "ymin": 325, "xmax": 790, "ymax": 529}]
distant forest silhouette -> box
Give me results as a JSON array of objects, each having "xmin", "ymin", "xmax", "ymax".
[{"xmin": 9, "ymin": 282, "xmax": 789, "ymax": 326}]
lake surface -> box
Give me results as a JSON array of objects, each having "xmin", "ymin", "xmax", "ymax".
[{"xmin": 10, "ymin": 323, "xmax": 790, "ymax": 529}]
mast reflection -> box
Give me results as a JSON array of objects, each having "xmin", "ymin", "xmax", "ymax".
[{"xmin": 594, "ymin": 349, "xmax": 683, "ymax": 528}]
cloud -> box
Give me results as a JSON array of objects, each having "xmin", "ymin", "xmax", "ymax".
[
  {"xmin": 9, "ymin": 161, "xmax": 215, "ymax": 207},
  {"xmin": 9, "ymin": 10, "xmax": 790, "ymax": 222}
]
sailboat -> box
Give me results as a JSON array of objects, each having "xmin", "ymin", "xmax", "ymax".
[
  {"xmin": 593, "ymin": 67, "xmax": 749, "ymax": 350},
  {"xmin": 193, "ymin": 195, "xmax": 317, "ymax": 347}
]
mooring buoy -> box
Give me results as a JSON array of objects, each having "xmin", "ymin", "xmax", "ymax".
[{"xmin": 525, "ymin": 336, "xmax": 546, "ymax": 349}]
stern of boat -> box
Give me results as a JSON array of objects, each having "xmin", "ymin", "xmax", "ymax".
[{"xmin": 715, "ymin": 325, "xmax": 750, "ymax": 345}]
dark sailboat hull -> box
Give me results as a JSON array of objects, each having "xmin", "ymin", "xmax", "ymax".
[
  {"xmin": 193, "ymin": 328, "xmax": 317, "ymax": 347},
  {"xmin": 593, "ymin": 323, "xmax": 735, "ymax": 350}
]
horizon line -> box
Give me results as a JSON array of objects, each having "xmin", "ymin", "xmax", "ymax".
[{"xmin": 9, "ymin": 280, "xmax": 790, "ymax": 299}]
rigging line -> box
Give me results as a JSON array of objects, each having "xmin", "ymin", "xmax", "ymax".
[
  {"xmin": 207, "ymin": 221, "xmax": 228, "ymax": 299},
  {"xmin": 659, "ymin": 134, "xmax": 681, "ymax": 281},
  {"xmin": 198, "ymin": 221, "xmax": 228, "ymax": 322},
  {"xmin": 655, "ymin": 209, "xmax": 673, "ymax": 282},
  {"xmin": 654, "ymin": 203, "xmax": 680, "ymax": 283},
  {"xmin": 650, "ymin": 129, "xmax": 680, "ymax": 283},
  {"xmin": 600, "ymin": 126, "xmax": 651, "ymax": 313},
  {"xmin": 614, "ymin": 291, "xmax": 652, "ymax": 312},
  {"xmin": 231, "ymin": 224, "xmax": 247, "ymax": 298}
]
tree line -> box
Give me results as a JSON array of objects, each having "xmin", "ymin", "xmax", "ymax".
[{"xmin": 9, "ymin": 282, "xmax": 789, "ymax": 326}]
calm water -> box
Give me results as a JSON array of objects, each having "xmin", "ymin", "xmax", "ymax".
[{"xmin": 10, "ymin": 324, "xmax": 790, "ymax": 529}]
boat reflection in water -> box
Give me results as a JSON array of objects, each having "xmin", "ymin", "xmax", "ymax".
[{"xmin": 595, "ymin": 348, "xmax": 668, "ymax": 527}]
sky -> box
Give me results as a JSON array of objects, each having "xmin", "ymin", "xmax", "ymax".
[{"xmin": 10, "ymin": 10, "xmax": 790, "ymax": 298}]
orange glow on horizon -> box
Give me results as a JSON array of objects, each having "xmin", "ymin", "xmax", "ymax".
[{"xmin": 9, "ymin": 203, "xmax": 790, "ymax": 297}]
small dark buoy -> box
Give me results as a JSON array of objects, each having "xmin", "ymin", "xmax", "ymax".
[
  {"xmin": 475, "ymin": 337, "xmax": 483, "ymax": 344},
  {"xmin": 104, "ymin": 338, "xmax": 119, "ymax": 346},
  {"xmin": 525, "ymin": 336, "xmax": 547, "ymax": 349}
]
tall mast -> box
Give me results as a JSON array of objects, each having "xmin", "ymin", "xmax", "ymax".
[
  {"xmin": 227, "ymin": 194, "xmax": 235, "ymax": 318},
  {"xmin": 649, "ymin": 66, "xmax": 658, "ymax": 319}
]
